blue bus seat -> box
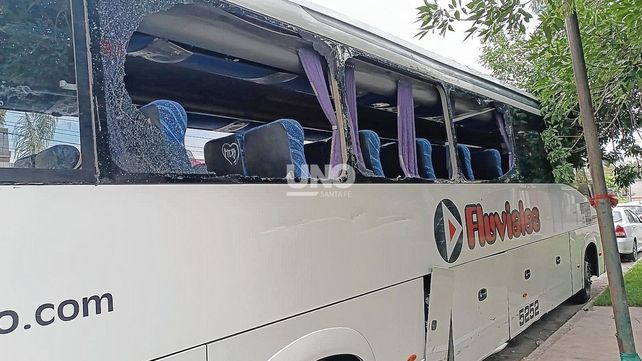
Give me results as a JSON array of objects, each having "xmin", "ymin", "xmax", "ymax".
[
  {"xmin": 457, "ymin": 144, "xmax": 475, "ymax": 181},
  {"xmin": 416, "ymin": 138, "xmax": 436, "ymax": 180},
  {"xmin": 471, "ymin": 148, "xmax": 504, "ymax": 180},
  {"xmin": 139, "ymin": 100, "xmax": 188, "ymax": 147},
  {"xmin": 358, "ymin": 130, "xmax": 384, "ymax": 177},
  {"xmin": 381, "ymin": 139, "xmax": 437, "ymax": 180},
  {"xmin": 139, "ymin": 100, "xmax": 194, "ymax": 173},
  {"xmin": 204, "ymin": 134, "xmax": 246, "ymax": 176},
  {"xmin": 243, "ymin": 119, "xmax": 308, "ymax": 178}
]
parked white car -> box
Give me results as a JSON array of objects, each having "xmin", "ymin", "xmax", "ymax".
[
  {"xmin": 613, "ymin": 207, "xmax": 642, "ymax": 261},
  {"xmin": 619, "ymin": 202, "xmax": 642, "ymax": 219}
]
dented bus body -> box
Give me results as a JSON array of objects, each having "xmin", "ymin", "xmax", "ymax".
[{"xmin": 0, "ymin": 1, "xmax": 602, "ymax": 360}]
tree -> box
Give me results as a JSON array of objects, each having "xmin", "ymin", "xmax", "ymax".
[
  {"xmin": 0, "ymin": 0, "xmax": 76, "ymax": 115},
  {"xmin": 13, "ymin": 112, "xmax": 56, "ymax": 160},
  {"xmin": 417, "ymin": 0, "xmax": 642, "ymax": 186},
  {"xmin": 0, "ymin": 109, "xmax": 6, "ymax": 128}
]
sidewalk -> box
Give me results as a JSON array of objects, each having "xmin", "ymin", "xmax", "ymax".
[{"xmin": 524, "ymin": 307, "xmax": 642, "ymax": 360}]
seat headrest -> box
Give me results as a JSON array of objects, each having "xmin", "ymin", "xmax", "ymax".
[
  {"xmin": 140, "ymin": 100, "xmax": 188, "ymax": 146},
  {"xmin": 13, "ymin": 154, "xmax": 37, "ymax": 169},
  {"xmin": 243, "ymin": 119, "xmax": 308, "ymax": 178},
  {"xmin": 470, "ymin": 148, "xmax": 504, "ymax": 180},
  {"xmin": 204, "ymin": 133, "xmax": 246, "ymax": 176},
  {"xmin": 358, "ymin": 130, "xmax": 384, "ymax": 177},
  {"xmin": 35, "ymin": 145, "xmax": 81, "ymax": 170}
]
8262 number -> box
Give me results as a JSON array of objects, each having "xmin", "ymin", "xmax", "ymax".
[{"xmin": 519, "ymin": 300, "xmax": 540, "ymax": 326}]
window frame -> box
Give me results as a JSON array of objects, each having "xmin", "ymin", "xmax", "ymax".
[
  {"xmin": 83, "ymin": 0, "xmax": 542, "ymax": 186},
  {"xmin": 86, "ymin": 0, "xmax": 351, "ymax": 184},
  {"xmin": 625, "ymin": 210, "xmax": 639, "ymax": 224},
  {"xmin": 446, "ymin": 88, "xmax": 518, "ymax": 183},
  {"xmin": 339, "ymin": 55, "xmax": 457, "ymax": 182},
  {"xmin": 0, "ymin": 0, "xmax": 97, "ymax": 185}
]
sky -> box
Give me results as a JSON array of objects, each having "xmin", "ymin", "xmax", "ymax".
[
  {"xmin": 306, "ymin": 0, "xmax": 487, "ymax": 73},
  {"xmin": 1, "ymin": 111, "xmax": 80, "ymax": 163}
]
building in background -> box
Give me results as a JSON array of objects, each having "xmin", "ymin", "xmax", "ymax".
[
  {"xmin": 0, "ymin": 128, "xmax": 11, "ymax": 167},
  {"xmin": 629, "ymin": 180, "xmax": 642, "ymax": 202}
]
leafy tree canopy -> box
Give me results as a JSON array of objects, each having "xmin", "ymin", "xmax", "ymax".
[
  {"xmin": 417, "ymin": 0, "xmax": 642, "ymax": 186},
  {"xmin": 0, "ymin": 0, "xmax": 77, "ymax": 115}
]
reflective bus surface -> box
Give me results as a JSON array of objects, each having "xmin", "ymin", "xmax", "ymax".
[{"xmin": 0, "ymin": 1, "xmax": 603, "ymax": 360}]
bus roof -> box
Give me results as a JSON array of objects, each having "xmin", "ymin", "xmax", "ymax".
[{"xmin": 226, "ymin": 0, "xmax": 540, "ymax": 115}]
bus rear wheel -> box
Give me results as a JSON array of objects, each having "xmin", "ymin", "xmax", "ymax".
[{"xmin": 571, "ymin": 259, "xmax": 592, "ymax": 304}]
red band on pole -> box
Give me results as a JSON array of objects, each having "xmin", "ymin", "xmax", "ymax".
[{"xmin": 589, "ymin": 194, "xmax": 619, "ymax": 208}]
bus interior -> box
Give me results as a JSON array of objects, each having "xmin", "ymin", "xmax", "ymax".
[
  {"xmin": 2, "ymin": 2, "xmax": 519, "ymax": 183},
  {"xmin": 111, "ymin": 3, "xmax": 512, "ymax": 182}
]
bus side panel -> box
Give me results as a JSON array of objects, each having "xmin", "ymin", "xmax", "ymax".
[
  {"xmin": 159, "ymin": 347, "xmax": 207, "ymax": 361},
  {"xmin": 507, "ymin": 234, "xmax": 572, "ymax": 338},
  {"xmin": 451, "ymin": 253, "xmax": 509, "ymax": 361},
  {"xmin": 205, "ymin": 279, "xmax": 425, "ymax": 361}
]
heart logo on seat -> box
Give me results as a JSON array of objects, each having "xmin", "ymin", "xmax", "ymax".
[{"xmin": 222, "ymin": 142, "xmax": 241, "ymax": 166}]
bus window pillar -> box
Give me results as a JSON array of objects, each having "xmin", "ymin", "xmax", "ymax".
[
  {"xmin": 320, "ymin": 42, "xmax": 356, "ymax": 179},
  {"xmin": 437, "ymin": 85, "xmax": 459, "ymax": 181}
]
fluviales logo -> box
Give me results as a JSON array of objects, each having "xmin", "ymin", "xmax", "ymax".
[
  {"xmin": 434, "ymin": 200, "xmax": 542, "ymax": 263},
  {"xmin": 433, "ymin": 199, "xmax": 464, "ymax": 264}
]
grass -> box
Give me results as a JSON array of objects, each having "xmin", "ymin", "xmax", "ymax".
[{"xmin": 594, "ymin": 261, "xmax": 642, "ymax": 307}]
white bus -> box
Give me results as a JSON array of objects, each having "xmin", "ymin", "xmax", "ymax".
[{"xmin": 0, "ymin": 1, "xmax": 603, "ymax": 360}]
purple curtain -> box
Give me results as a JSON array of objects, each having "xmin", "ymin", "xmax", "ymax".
[
  {"xmin": 298, "ymin": 48, "xmax": 342, "ymax": 177},
  {"xmin": 496, "ymin": 112, "xmax": 515, "ymax": 168},
  {"xmin": 345, "ymin": 66, "xmax": 365, "ymax": 167},
  {"xmin": 397, "ymin": 80, "xmax": 419, "ymax": 177}
]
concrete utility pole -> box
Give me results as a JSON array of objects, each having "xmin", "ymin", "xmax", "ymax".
[{"xmin": 564, "ymin": 8, "xmax": 641, "ymax": 361}]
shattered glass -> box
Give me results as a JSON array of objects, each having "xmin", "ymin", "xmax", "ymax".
[{"xmin": 95, "ymin": 0, "xmax": 227, "ymax": 175}]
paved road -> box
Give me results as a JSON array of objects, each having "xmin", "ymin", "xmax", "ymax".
[{"xmin": 486, "ymin": 257, "xmax": 638, "ymax": 361}]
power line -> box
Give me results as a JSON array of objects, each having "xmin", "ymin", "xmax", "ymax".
[{"xmin": 2, "ymin": 131, "xmax": 80, "ymax": 146}]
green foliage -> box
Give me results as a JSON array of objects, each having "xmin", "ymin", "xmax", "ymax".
[
  {"xmin": 417, "ymin": 0, "xmax": 642, "ymax": 187},
  {"xmin": 417, "ymin": 0, "xmax": 541, "ymax": 41},
  {"xmin": 0, "ymin": 0, "xmax": 76, "ymax": 115},
  {"xmin": 614, "ymin": 164, "xmax": 640, "ymax": 190},
  {"xmin": 603, "ymin": 165, "xmax": 617, "ymax": 190},
  {"xmin": 594, "ymin": 261, "xmax": 642, "ymax": 307},
  {"xmin": 13, "ymin": 112, "xmax": 56, "ymax": 160},
  {"xmin": 0, "ymin": 109, "xmax": 6, "ymax": 128},
  {"xmin": 0, "ymin": 0, "xmax": 75, "ymax": 91}
]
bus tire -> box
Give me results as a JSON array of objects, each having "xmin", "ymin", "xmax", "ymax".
[{"xmin": 571, "ymin": 259, "xmax": 592, "ymax": 304}]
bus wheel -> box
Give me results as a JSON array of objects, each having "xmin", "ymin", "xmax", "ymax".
[{"xmin": 571, "ymin": 259, "xmax": 592, "ymax": 304}]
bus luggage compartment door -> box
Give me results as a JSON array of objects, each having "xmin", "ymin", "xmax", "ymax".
[
  {"xmin": 426, "ymin": 254, "xmax": 509, "ymax": 361},
  {"xmin": 425, "ymin": 267, "xmax": 454, "ymax": 361},
  {"xmin": 507, "ymin": 234, "xmax": 572, "ymax": 338},
  {"xmin": 451, "ymin": 253, "xmax": 509, "ymax": 361}
]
